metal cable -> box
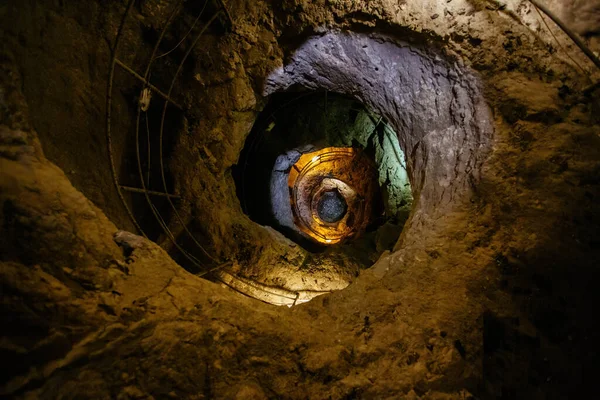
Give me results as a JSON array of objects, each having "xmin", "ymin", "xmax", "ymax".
[
  {"xmin": 531, "ymin": 2, "xmax": 588, "ymax": 76},
  {"xmin": 106, "ymin": 0, "xmax": 145, "ymax": 236},
  {"xmin": 107, "ymin": 0, "xmax": 230, "ymax": 272},
  {"xmin": 154, "ymin": 4, "xmax": 208, "ymax": 60},
  {"xmin": 528, "ymin": 0, "xmax": 600, "ymax": 70},
  {"xmin": 133, "ymin": 0, "xmax": 224, "ymax": 270},
  {"xmin": 157, "ymin": 9, "xmax": 223, "ymax": 264}
]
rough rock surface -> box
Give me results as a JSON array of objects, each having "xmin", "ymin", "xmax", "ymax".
[
  {"xmin": 2, "ymin": 0, "xmax": 600, "ymax": 399},
  {"xmin": 264, "ymin": 31, "xmax": 494, "ymax": 216}
]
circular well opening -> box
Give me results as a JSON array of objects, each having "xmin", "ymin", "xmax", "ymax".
[
  {"xmin": 233, "ymin": 91, "xmax": 413, "ymax": 260},
  {"xmin": 316, "ymin": 190, "xmax": 348, "ymax": 223}
]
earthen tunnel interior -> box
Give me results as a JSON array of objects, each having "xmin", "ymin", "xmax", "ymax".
[{"xmin": 1, "ymin": 0, "xmax": 600, "ymax": 398}]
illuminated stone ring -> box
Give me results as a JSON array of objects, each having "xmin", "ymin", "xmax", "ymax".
[{"xmin": 288, "ymin": 147, "xmax": 379, "ymax": 245}]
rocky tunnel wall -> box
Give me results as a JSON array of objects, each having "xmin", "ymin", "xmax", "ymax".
[
  {"xmin": 265, "ymin": 31, "xmax": 494, "ymax": 238},
  {"xmin": 2, "ymin": 0, "xmax": 600, "ymax": 398}
]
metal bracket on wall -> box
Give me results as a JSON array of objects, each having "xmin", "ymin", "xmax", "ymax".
[
  {"xmin": 114, "ymin": 58, "xmax": 183, "ymax": 110},
  {"xmin": 120, "ymin": 185, "xmax": 180, "ymax": 199}
]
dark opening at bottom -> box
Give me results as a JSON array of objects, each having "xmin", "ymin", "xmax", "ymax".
[
  {"xmin": 317, "ymin": 190, "xmax": 348, "ymax": 223},
  {"xmin": 233, "ymin": 91, "xmax": 413, "ymax": 263}
]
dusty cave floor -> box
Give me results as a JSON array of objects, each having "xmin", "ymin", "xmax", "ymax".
[{"xmin": 2, "ymin": 0, "xmax": 600, "ymax": 399}]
